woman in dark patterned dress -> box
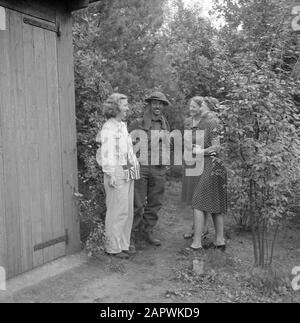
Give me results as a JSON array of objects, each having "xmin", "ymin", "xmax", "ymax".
[
  {"xmin": 187, "ymin": 96, "xmax": 227, "ymax": 251},
  {"xmin": 182, "ymin": 97, "xmax": 209, "ymax": 239}
]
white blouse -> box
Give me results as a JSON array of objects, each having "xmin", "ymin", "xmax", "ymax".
[{"xmin": 96, "ymin": 118, "xmax": 139, "ymax": 179}]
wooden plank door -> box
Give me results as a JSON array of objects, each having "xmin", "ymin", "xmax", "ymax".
[
  {"xmin": 23, "ymin": 13, "xmax": 66, "ymax": 270},
  {"xmin": 0, "ymin": 8, "xmax": 66, "ymax": 278},
  {"xmin": 0, "ymin": 8, "xmax": 23, "ymax": 278}
]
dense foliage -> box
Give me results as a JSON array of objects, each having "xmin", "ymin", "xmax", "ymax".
[
  {"xmin": 73, "ymin": 0, "xmax": 300, "ymax": 266},
  {"xmin": 73, "ymin": 0, "xmax": 168, "ymax": 242},
  {"xmin": 213, "ymin": 0, "xmax": 300, "ymax": 266}
]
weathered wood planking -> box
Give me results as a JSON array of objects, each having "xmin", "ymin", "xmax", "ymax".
[
  {"xmin": 0, "ymin": 0, "xmax": 56, "ymax": 23},
  {"xmin": 0, "ymin": 2, "xmax": 83, "ymax": 278},
  {"xmin": 56, "ymin": 8, "xmax": 81, "ymax": 255},
  {"xmin": 4, "ymin": 10, "xmax": 22, "ymax": 277},
  {"xmin": 0, "ymin": 12, "xmax": 8, "ymax": 273},
  {"xmin": 38, "ymin": 27, "xmax": 54, "ymax": 264},
  {"xmin": 41, "ymin": 28, "xmax": 55, "ymax": 263},
  {"xmin": 31, "ymin": 24, "xmax": 48, "ymax": 267},
  {"xmin": 23, "ymin": 20, "xmax": 42, "ymax": 272},
  {"xmin": 45, "ymin": 29, "xmax": 66, "ymax": 260},
  {"xmin": 23, "ymin": 15, "xmax": 67, "ymax": 266},
  {"xmin": 13, "ymin": 11, "xmax": 33, "ymax": 274},
  {"xmin": 24, "ymin": 22, "xmax": 44, "ymax": 268}
]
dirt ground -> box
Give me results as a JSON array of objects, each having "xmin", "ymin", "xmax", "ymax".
[{"xmin": 1, "ymin": 181, "xmax": 300, "ymax": 303}]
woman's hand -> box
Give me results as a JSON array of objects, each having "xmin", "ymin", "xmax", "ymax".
[
  {"xmin": 109, "ymin": 175, "xmax": 117, "ymax": 188},
  {"xmin": 192, "ymin": 144, "xmax": 204, "ymax": 155},
  {"xmin": 193, "ymin": 144, "xmax": 220, "ymax": 156}
]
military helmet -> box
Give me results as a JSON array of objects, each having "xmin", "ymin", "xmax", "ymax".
[{"xmin": 145, "ymin": 91, "xmax": 171, "ymax": 106}]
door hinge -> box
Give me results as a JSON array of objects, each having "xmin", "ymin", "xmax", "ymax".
[
  {"xmin": 23, "ymin": 17, "xmax": 61, "ymax": 36},
  {"xmin": 34, "ymin": 229, "xmax": 69, "ymax": 252}
]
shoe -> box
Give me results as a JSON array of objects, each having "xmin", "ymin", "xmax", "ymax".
[
  {"xmin": 143, "ymin": 231, "xmax": 162, "ymax": 246},
  {"xmin": 183, "ymin": 231, "xmax": 209, "ymax": 240},
  {"xmin": 183, "ymin": 232, "xmax": 194, "ymax": 239},
  {"xmin": 203, "ymin": 243, "xmax": 226, "ymax": 252},
  {"xmin": 105, "ymin": 251, "xmax": 130, "ymax": 259},
  {"xmin": 126, "ymin": 244, "xmax": 136, "ymax": 255},
  {"xmin": 123, "ymin": 249, "xmax": 136, "ymax": 255},
  {"xmin": 129, "ymin": 232, "xmax": 137, "ymax": 254}
]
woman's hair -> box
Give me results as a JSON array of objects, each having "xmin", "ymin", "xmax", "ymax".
[
  {"xmin": 190, "ymin": 96, "xmax": 220, "ymax": 112},
  {"xmin": 203, "ymin": 96, "xmax": 220, "ymax": 112},
  {"xmin": 190, "ymin": 96, "xmax": 204, "ymax": 108},
  {"xmin": 103, "ymin": 93, "xmax": 128, "ymax": 119}
]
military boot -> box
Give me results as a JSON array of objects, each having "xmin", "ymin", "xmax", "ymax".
[
  {"xmin": 143, "ymin": 230, "xmax": 162, "ymax": 246},
  {"xmin": 128, "ymin": 232, "xmax": 137, "ymax": 254}
]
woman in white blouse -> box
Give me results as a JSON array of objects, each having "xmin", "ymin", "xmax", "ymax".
[{"xmin": 96, "ymin": 93, "xmax": 140, "ymax": 259}]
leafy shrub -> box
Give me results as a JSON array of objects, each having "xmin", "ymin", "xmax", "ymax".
[
  {"xmin": 216, "ymin": 0, "xmax": 300, "ymax": 267},
  {"xmin": 247, "ymin": 267, "xmax": 290, "ymax": 297},
  {"xmin": 86, "ymin": 222, "xmax": 107, "ymax": 256}
]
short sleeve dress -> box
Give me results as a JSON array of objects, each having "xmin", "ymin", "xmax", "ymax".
[{"xmin": 191, "ymin": 113, "xmax": 227, "ymax": 214}]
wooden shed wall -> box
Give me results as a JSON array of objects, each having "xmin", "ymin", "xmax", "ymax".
[
  {"xmin": 0, "ymin": 1, "xmax": 80, "ymax": 278},
  {"xmin": 56, "ymin": 4, "xmax": 81, "ymax": 256}
]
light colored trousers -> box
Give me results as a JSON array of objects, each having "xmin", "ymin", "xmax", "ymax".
[{"xmin": 103, "ymin": 174, "xmax": 134, "ymax": 254}]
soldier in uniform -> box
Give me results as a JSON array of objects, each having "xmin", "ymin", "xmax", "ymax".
[{"xmin": 128, "ymin": 92, "xmax": 171, "ymax": 252}]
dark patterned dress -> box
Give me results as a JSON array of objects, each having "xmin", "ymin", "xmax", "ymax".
[
  {"xmin": 181, "ymin": 117, "xmax": 201, "ymax": 205},
  {"xmin": 182, "ymin": 113, "xmax": 227, "ymax": 214},
  {"xmin": 191, "ymin": 113, "xmax": 227, "ymax": 214}
]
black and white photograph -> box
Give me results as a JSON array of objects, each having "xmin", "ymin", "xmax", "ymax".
[{"xmin": 0, "ymin": 0, "xmax": 300, "ymax": 305}]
